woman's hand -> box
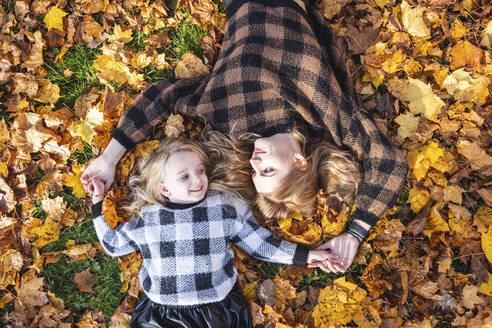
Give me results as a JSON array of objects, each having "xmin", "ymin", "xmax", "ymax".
[
  {"xmin": 310, "ymin": 233, "xmax": 361, "ymax": 273},
  {"xmin": 81, "ymin": 139, "xmax": 127, "ymax": 194},
  {"xmin": 81, "ymin": 153, "xmax": 117, "ymax": 195}
]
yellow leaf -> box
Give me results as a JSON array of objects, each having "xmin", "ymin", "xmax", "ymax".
[
  {"xmin": 407, "ymin": 187, "xmax": 429, "ymax": 213},
  {"xmin": 107, "ymin": 25, "xmax": 133, "ymax": 43},
  {"xmin": 482, "ymin": 226, "xmax": 492, "ymax": 265},
  {"xmin": 399, "ymin": 78, "xmax": 445, "ymax": 121},
  {"xmin": 30, "ymin": 218, "xmax": 61, "ymax": 248},
  {"xmin": 457, "ymin": 139, "xmax": 492, "ymax": 170},
  {"xmin": 478, "ymin": 272, "xmax": 492, "ymax": 296},
  {"xmin": 175, "ymin": 52, "xmax": 209, "ymax": 79},
  {"xmin": 400, "ymin": 1, "xmax": 430, "ymax": 39},
  {"xmin": 443, "ymin": 185, "xmax": 464, "ymax": 205},
  {"xmin": 0, "ymin": 250, "xmax": 23, "ymax": 289},
  {"xmin": 407, "ymin": 141, "xmax": 446, "ymax": 181},
  {"xmin": 93, "ymin": 54, "xmax": 144, "ymax": 87},
  {"xmin": 312, "ymin": 276, "xmax": 368, "ymax": 327},
  {"xmin": 321, "ymin": 204, "xmax": 348, "ymax": 236},
  {"xmin": 395, "ymin": 111, "xmax": 419, "ymax": 139},
  {"xmin": 450, "ymin": 19, "xmax": 467, "ymax": 40},
  {"xmin": 480, "ymin": 21, "xmax": 492, "ymax": 49},
  {"xmin": 55, "ymin": 46, "xmax": 68, "ymax": 63},
  {"xmin": 424, "ymin": 202, "xmax": 449, "ymax": 238},
  {"xmin": 442, "ymin": 69, "xmax": 490, "ymax": 106},
  {"xmin": 64, "ymin": 164, "xmax": 86, "ymax": 197},
  {"xmin": 35, "ymin": 79, "xmax": 60, "ymax": 104},
  {"xmin": 134, "ymin": 140, "xmax": 161, "ymax": 158},
  {"xmin": 43, "ymin": 6, "xmax": 68, "ymax": 31},
  {"xmin": 242, "ymin": 281, "xmax": 259, "ymax": 302}
]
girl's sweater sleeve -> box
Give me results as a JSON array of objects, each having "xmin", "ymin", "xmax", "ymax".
[
  {"xmin": 230, "ymin": 204, "xmax": 309, "ymax": 266},
  {"xmin": 91, "ymin": 202, "xmax": 139, "ymax": 257},
  {"xmin": 112, "ymin": 76, "xmax": 205, "ymax": 150}
]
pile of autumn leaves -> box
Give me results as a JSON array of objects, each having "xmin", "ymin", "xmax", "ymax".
[{"xmin": 0, "ymin": 0, "xmax": 491, "ymax": 326}]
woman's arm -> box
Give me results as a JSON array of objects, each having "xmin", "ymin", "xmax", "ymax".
[{"xmin": 81, "ymin": 77, "xmax": 206, "ymax": 193}]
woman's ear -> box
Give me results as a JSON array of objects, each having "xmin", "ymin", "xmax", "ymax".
[
  {"xmin": 293, "ymin": 152, "xmax": 308, "ymax": 171},
  {"xmin": 160, "ymin": 184, "xmax": 170, "ymax": 197}
]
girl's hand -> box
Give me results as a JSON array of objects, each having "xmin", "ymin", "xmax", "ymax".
[
  {"xmin": 91, "ymin": 179, "xmax": 106, "ymax": 204},
  {"xmin": 310, "ymin": 233, "xmax": 361, "ymax": 273}
]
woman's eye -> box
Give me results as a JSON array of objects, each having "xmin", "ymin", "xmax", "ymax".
[
  {"xmin": 180, "ymin": 175, "xmax": 188, "ymax": 181},
  {"xmin": 199, "ymin": 169, "xmax": 205, "ymax": 174},
  {"xmin": 263, "ymin": 167, "xmax": 274, "ymax": 174}
]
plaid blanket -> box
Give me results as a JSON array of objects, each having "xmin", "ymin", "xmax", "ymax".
[
  {"xmin": 113, "ymin": 0, "xmax": 408, "ymax": 227},
  {"xmin": 92, "ymin": 192, "xmax": 309, "ymax": 306}
]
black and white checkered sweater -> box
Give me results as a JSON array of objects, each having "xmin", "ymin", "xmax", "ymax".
[{"xmin": 91, "ymin": 192, "xmax": 309, "ymax": 306}]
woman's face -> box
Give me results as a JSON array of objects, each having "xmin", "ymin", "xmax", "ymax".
[{"xmin": 250, "ymin": 133, "xmax": 304, "ymax": 194}]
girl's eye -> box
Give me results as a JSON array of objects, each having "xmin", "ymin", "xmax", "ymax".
[
  {"xmin": 263, "ymin": 167, "xmax": 274, "ymax": 174},
  {"xmin": 180, "ymin": 175, "xmax": 189, "ymax": 181},
  {"xmin": 199, "ymin": 168, "xmax": 205, "ymax": 174}
]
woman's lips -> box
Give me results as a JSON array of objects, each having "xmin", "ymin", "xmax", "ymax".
[{"xmin": 190, "ymin": 186, "xmax": 203, "ymax": 192}]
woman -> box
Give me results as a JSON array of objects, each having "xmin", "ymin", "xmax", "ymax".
[{"xmin": 81, "ymin": 0, "xmax": 408, "ymax": 272}]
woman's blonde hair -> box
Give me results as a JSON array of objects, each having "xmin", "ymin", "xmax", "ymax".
[
  {"xmin": 202, "ymin": 129, "xmax": 362, "ymax": 220},
  {"xmin": 128, "ymin": 138, "xmax": 208, "ymax": 212}
]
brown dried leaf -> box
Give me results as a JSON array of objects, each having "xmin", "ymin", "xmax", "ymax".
[{"xmin": 74, "ymin": 268, "xmax": 97, "ymax": 293}]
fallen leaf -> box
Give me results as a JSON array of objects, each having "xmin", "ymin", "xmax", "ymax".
[
  {"xmin": 478, "ymin": 272, "xmax": 492, "ymax": 296},
  {"xmin": 442, "ymin": 69, "xmax": 490, "ymax": 106},
  {"xmin": 449, "ymin": 40, "xmax": 483, "ymax": 71},
  {"xmin": 174, "ymin": 52, "xmax": 209, "ymax": 79},
  {"xmin": 395, "ymin": 111, "xmax": 419, "ymax": 139},
  {"xmin": 456, "ymin": 140, "xmax": 492, "ymax": 170},
  {"xmin": 480, "ymin": 21, "xmax": 492, "ymax": 49},
  {"xmin": 165, "ymin": 114, "xmax": 185, "ymax": 138},
  {"xmin": 74, "ymin": 268, "xmax": 97, "ymax": 293},
  {"xmin": 44, "ymin": 6, "xmax": 68, "ymax": 31},
  {"xmin": 401, "ymin": 1, "xmax": 430, "ymax": 38},
  {"xmin": 407, "ymin": 187, "xmax": 430, "ymax": 213},
  {"xmin": 393, "ymin": 78, "xmax": 445, "ymax": 121},
  {"xmin": 482, "ymin": 226, "xmax": 492, "ymax": 265},
  {"xmin": 462, "ymin": 285, "xmax": 483, "ymax": 309}
]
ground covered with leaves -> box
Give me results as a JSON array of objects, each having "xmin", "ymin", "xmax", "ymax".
[{"xmin": 0, "ymin": 0, "xmax": 491, "ymax": 327}]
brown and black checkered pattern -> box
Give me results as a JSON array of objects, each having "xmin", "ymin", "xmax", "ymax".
[{"xmin": 113, "ymin": 0, "xmax": 408, "ymax": 227}]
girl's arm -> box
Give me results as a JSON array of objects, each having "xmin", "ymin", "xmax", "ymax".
[
  {"xmin": 230, "ymin": 204, "xmax": 330, "ymax": 266},
  {"xmin": 90, "ymin": 180, "xmax": 139, "ymax": 257}
]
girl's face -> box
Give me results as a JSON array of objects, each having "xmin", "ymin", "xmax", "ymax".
[
  {"xmin": 250, "ymin": 133, "xmax": 306, "ymax": 194},
  {"xmin": 160, "ymin": 151, "xmax": 208, "ymax": 204}
]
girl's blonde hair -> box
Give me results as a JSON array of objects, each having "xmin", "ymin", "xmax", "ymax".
[
  {"xmin": 128, "ymin": 138, "xmax": 208, "ymax": 212},
  {"xmin": 202, "ymin": 129, "xmax": 362, "ymax": 219}
]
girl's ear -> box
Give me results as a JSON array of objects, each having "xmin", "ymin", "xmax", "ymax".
[
  {"xmin": 293, "ymin": 152, "xmax": 308, "ymax": 171},
  {"xmin": 160, "ymin": 184, "xmax": 170, "ymax": 197}
]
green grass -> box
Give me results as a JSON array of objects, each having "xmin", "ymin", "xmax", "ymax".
[
  {"xmin": 41, "ymin": 220, "xmax": 124, "ymax": 320},
  {"xmin": 45, "ymin": 46, "xmax": 101, "ymax": 109},
  {"xmin": 0, "ymin": 302, "xmax": 14, "ymax": 328},
  {"xmin": 41, "ymin": 252, "xmax": 124, "ymax": 320},
  {"xmin": 261, "ymin": 262, "xmax": 287, "ymax": 279},
  {"xmin": 68, "ymin": 141, "xmax": 94, "ymax": 165},
  {"xmin": 125, "ymin": 30, "xmax": 149, "ymax": 52},
  {"xmin": 41, "ymin": 220, "xmax": 98, "ymax": 253},
  {"xmin": 164, "ymin": 20, "xmax": 208, "ymax": 59},
  {"xmin": 141, "ymin": 63, "xmax": 174, "ymax": 83},
  {"xmin": 48, "ymin": 187, "xmax": 86, "ymax": 212},
  {"xmin": 297, "ymin": 255, "xmax": 369, "ymax": 291}
]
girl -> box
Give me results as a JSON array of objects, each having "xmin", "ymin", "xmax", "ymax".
[
  {"xmin": 82, "ymin": 0, "xmax": 408, "ymax": 273},
  {"xmin": 90, "ymin": 138, "xmax": 333, "ymax": 328}
]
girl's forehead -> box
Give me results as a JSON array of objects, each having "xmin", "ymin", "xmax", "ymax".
[{"xmin": 165, "ymin": 151, "xmax": 204, "ymax": 170}]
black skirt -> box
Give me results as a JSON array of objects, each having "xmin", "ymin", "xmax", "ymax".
[{"xmin": 129, "ymin": 287, "xmax": 253, "ymax": 328}]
